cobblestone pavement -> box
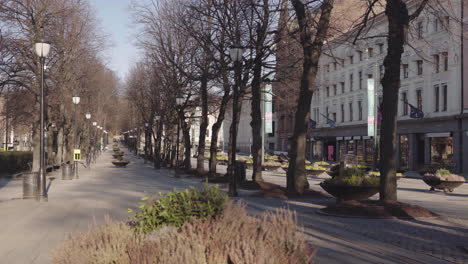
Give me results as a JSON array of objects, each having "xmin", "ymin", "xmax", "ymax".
[{"xmin": 201, "ymin": 159, "xmax": 468, "ymax": 264}]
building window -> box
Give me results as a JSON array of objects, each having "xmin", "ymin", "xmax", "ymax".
[
  {"xmin": 403, "ymin": 64, "xmax": 409, "ymax": 78},
  {"xmin": 341, "ymin": 104, "xmax": 344, "ymax": 122},
  {"xmin": 358, "ymin": 51, "xmax": 363, "ymax": 61},
  {"xmin": 349, "ymin": 55, "xmax": 353, "ymax": 64},
  {"xmin": 379, "ymin": 65, "xmax": 384, "ymax": 79},
  {"xmin": 402, "ymin": 91, "xmax": 408, "ymax": 116},
  {"xmin": 349, "ymin": 102, "xmax": 353, "ymax": 121},
  {"xmin": 434, "ymin": 18, "xmax": 439, "ymax": 32},
  {"xmin": 378, "ymin": 43, "xmax": 384, "ymax": 54},
  {"xmin": 434, "ymin": 85, "xmax": 440, "ymax": 112},
  {"xmin": 417, "ymin": 21, "xmax": 423, "ymax": 39},
  {"xmin": 443, "ymin": 16, "xmax": 450, "ymax": 31},
  {"xmin": 326, "ymin": 106, "xmax": 329, "ymax": 118},
  {"xmin": 326, "ymin": 65, "xmax": 330, "ymax": 72},
  {"xmin": 333, "ymin": 84, "xmax": 337, "ymax": 95},
  {"xmin": 442, "ymin": 84, "xmax": 447, "ymax": 111},
  {"xmin": 326, "ymin": 86, "xmax": 330, "ymax": 97},
  {"xmin": 359, "ymin": 71, "xmax": 363, "ymax": 89},
  {"xmin": 416, "ymin": 90, "xmax": 423, "ymax": 110},
  {"xmin": 333, "ymin": 112, "xmax": 337, "ymax": 121},
  {"xmin": 417, "ymin": 60, "xmax": 423, "ymax": 75},
  {"xmin": 431, "ymin": 136, "xmax": 453, "ymax": 166},
  {"xmin": 433, "ymin": 54, "xmax": 440, "ymax": 73},
  {"xmin": 349, "ymin": 73, "xmax": 353, "ymax": 91},
  {"xmin": 367, "ymin": 48, "xmax": 373, "ymax": 58},
  {"xmin": 333, "ymin": 62, "xmax": 337, "ymax": 70},
  {"xmin": 442, "ymin": 52, "xmax": 448, "ymax": 71},
  {"xmin": 341, "ymin": 82, "xmax": 345, "ymax": 94},
  {"xmin": 358, "ymin": 101, "xmax": 363, "ymax": 120}
]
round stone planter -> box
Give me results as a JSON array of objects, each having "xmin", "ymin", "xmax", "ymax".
[
  {"xmin": 319, "ymin": 183, "xmax": 379, "ymax": 202},
  {"xmin": 112, "ymin": 153, "xmax": 124, "ymax": 159},
  {"xmin": 112, "ymin": 160, "xmax": 130, "ymax": 167},
  {"xmin": 422, "ymin": 176, "xmax": 464, "ymax": 193}
]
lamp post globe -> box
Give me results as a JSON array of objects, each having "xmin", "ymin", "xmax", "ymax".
[
  {"xmin": 85, "ymin": 113, "xmax": 91, "ymax": 120},
  {"xmin": 34, "ymin": 41, "xmax": 51, "ymax": 58},
  {"xmin": 72, "ymin": 96, "xmax": 80, "ymax": 105},
  {"xmin": 92, "ymin": 122, "xmax": 97, "ymax": 126},
  {"xmin": 229, "ymin": 44, "xmax": 244, "ymax": 62},
  {"xmin": 176, "ymin": 96, "xmax": 184, "ymax": 106}
]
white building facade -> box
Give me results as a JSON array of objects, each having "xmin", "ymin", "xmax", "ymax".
[{"xmin": 310, "ymin": 0, "xmax": 467, "ymax": 172}]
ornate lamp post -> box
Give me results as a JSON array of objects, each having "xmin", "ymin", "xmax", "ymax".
[
  {"xmin": 85, "ymin": 113, "xmax": 91, "ymax": 167},
  {"xmin": 175, "ymin": 96, "xmax": 184, "ymax": 174},
  {"xmin": 228, "ymin": 43, "xmax": 244, "ymax": 197},
  {"xmin": 72, "ymin": 95, "xmax": 80, "ymax": 178},
  {"xmin": 34, "ymin": 38, "xmax": 51, "ymax": 202}
]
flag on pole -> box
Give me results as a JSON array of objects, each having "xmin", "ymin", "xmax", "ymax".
[
  {"xmin": 320, "ymin": 113, "xmax": 336, "ymax": 128},
  {"xmin": 309, "ymin": 119, "xmax": 317, "ymax": 129},
  {"xmin": 403, "ymin": 101, "xmax": 424, "ymax": 119}
]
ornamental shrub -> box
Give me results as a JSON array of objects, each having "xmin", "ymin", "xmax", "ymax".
[
  {"xmin": 52, "ymin": 203, "xmax": 315, "ymax": 264},
  {"xmin": 0, "ymin": 151, "xmax": 33, "ymax": 175},
  {"xmin": 130, "ymin": 183, "xmax": 227, "ymax": 234}
]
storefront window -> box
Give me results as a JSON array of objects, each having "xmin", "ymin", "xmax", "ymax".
[
  {"xmin": 356, "ymin": 140, "xmax": 364, "ymax": 164},
  {"xmin": 338, "ymin": 141, "xmax": 345, "ymax": 161},
  {"xmin": 399, "ymin": 135, "xmax": 409, "ymax": 169},
  {"xmin": 347, "ymin": 140, "xmax": 355, "ymax": 154},
  {"xmin": 430, "ymin": 137, "xmax": 453, "ymax": 167}
]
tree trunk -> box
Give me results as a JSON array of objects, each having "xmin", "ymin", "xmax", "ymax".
[
  {"xmin": 197, "ymin": 75, "xmax": 209, "ymax": 173},
  {"xmin": 287, "ymin": 0, "xmax": 334, "ymax": 196},
  {"xmin": 227, "ymin": 92, "xmax": 244, "ymax": 176},
  {"xmin": 208, "ymin": 92, "xmax": 230, "ymax": 175},
  {"xmin": 379, "ymin": 0, "xmax": 409, "ymax": 202},
  {"xmin": 249, "ymin": 0, "xmax": 270, "ymax": 183},
  {"xmin": 181, "ymin": 117, "xmax": 192, "ymax": 169}
]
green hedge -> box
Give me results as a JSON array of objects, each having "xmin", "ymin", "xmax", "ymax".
[{"xmin": 0, "ymin": 151, "xmax": 33, "ymax": 175}]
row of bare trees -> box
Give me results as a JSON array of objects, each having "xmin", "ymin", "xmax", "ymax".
[
  {"xmin": 0, "ymin": 0, "xmax": 122, "ymax": 170},
  {"xmin": 124, "ymin": 0, "xmax": 459, "ymax": 201}
]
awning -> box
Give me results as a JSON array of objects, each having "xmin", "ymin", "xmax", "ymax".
[{"xmin": 425, "ymin": 132, "xmax": 451, "ymax": 138}]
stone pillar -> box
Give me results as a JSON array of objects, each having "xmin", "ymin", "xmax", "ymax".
[
  {"xmin": 408, "ymin": 134, "xmax": 417, "ymax": 171},
  {"xmin": 395, "ymin": 134, "xmax": 400, "ymax": 169},
  {"xmin": 424, "ymin": 136, "xmax": 431, "ymax": 165}
]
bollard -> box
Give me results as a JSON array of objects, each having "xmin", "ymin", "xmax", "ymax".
[
  {"xmin": 23, "ymin": 172, "xmax": 39, "ymax": 199},
  {"xmin": 234, "ymin": 161, "xmax": 247, "ymax": 183}
]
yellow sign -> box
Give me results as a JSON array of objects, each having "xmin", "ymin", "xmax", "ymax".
[{"xmin": 74, "ymin": 149, "xmax": 81, "ymax": 161}]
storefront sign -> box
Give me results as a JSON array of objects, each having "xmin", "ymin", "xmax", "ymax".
[
  {"xmin": 367, "ymin": 79, "xmax": 375, "ymax": 137},
  {"xmin": 264, "ymin": 83, "xmax": 273, "ymax": 133}
]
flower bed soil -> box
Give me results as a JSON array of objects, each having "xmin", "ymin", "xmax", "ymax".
[
  {"xmin": 250, "ymin": 182, "xmax": 332, "ymax": 199},
  {"xmin": 319, "ymin": 200, "xmax": 439, "ymax": 219}
]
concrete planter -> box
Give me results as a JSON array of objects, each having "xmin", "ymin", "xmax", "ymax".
[
  {"xmin": 320, "ymin": 183, "xmax": 379, "ymax": 202},
  {"xmin": 422, "ymin": 175, "xmax": 465, "ymax": 193},
  {"xmin": 112, "ymin": 160, "xmax": 130, "ymax": 167}
]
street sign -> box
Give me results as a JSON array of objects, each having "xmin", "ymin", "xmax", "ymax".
[
  {"xmin": 74, "ymin": 149, "xmax": 81, "ymax": 161},
  {"xmin": 367, "ymin": 79, "xmax": 375, "ymax": 137}
]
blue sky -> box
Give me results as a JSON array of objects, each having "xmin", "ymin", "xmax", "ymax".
[{"xmin": 91, "ymin": 0, "xmax": 139, "ymax": 81}]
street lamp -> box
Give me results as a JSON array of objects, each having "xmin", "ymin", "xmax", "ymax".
[
  {"xmin": 34, "ymin": 38, "xmax": 51, "ymax": 202},
  {"xmin": 228, "ymin": 43, "xmax": 244, "ymax": 197},
  {"xmin": 72, "ymin": 95, "xmax": 80, "ymax": 179},
  {"xmin": 85, "ymin": 113, "xmax": 91, "ymax": 167},
  {"xmin": 175, "ymin": 96, "xmax": 184, "ymax": 175},
  {"xmin": 144, "ymin": 122, "xmax": 149, "ymax": 163}
]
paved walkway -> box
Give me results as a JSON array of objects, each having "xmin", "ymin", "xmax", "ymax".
[{"xmin": 0, "ymin": 149, "xmax": 466, "ymax": 263}]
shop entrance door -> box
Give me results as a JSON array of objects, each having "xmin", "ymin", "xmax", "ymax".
[{"xmin": 417, "ymin": 137, "xmax": 425, "ymax": 168}]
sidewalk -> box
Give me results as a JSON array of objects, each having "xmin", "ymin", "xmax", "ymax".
[{"xmin": 0, "ymin": 148, "xmax": 199, "ymax": 264}]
